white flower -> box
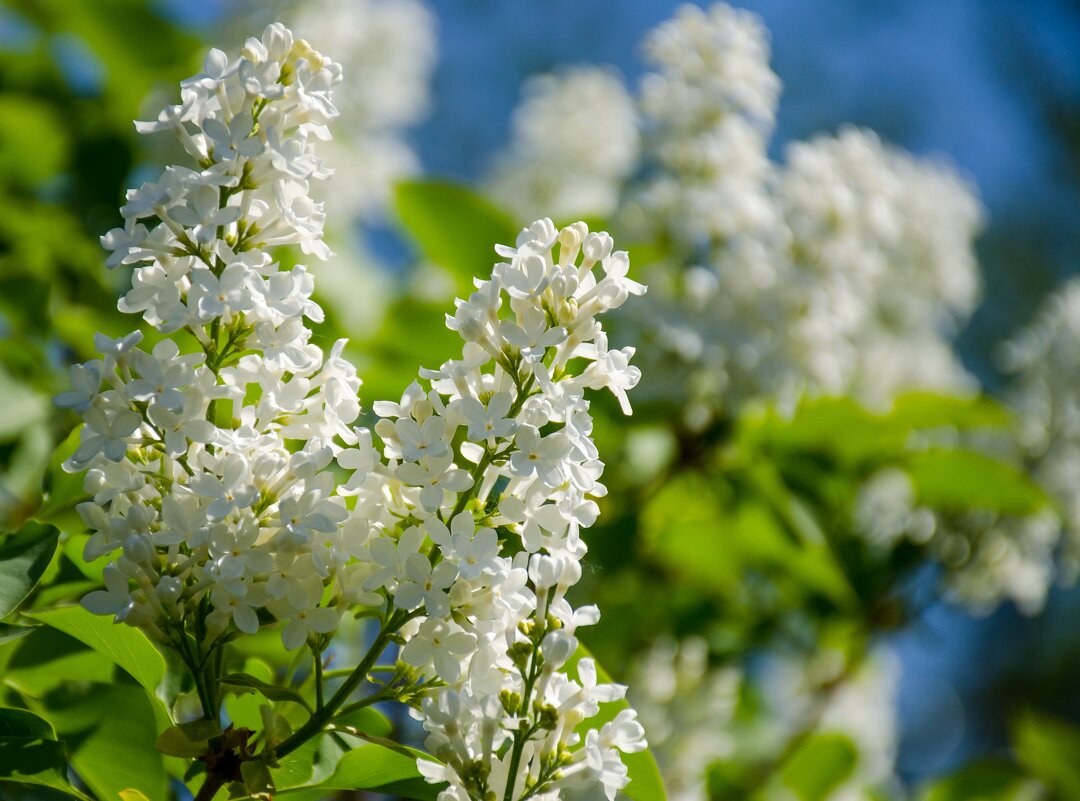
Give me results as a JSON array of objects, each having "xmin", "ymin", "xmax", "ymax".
[
  {"xmin": 393, "ymin": 554, "xmax": 458, "ymax": 618},
  {"xmin": 509, "ymin": 426, "xmax": 571, "ymax": 487},
  {"xmin": 396, "ymin": 453, "xmax": 474, "ymax": 514},
  {"xmin": 281, "ymin": 605, "xmax": 340, "ymax": 650},
  {"xmin": 460, "ymin": 392, "xmax": 517, "ymax": 442},
  {"xmin": 400, "ymin": 617, "xmax": 476, "ymax": 683},
  {"xmin": 58, "ymin": 29, "xmax": 648, "ymax": 793},
  {"xmin": 54, "ymin": 362, "xmax": 104, "ymax": 413}
]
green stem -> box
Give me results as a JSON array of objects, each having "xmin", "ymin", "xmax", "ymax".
[
  {"xmin": 179, "ymin": 634, "xmax": 216, "ymax": 723},
  {"xmin": 272, "ymin": 609, "xmax": 414, "ymax": 759},
  {"xmin": 449, "ymin": 371, "xmax": 536, "ymax": 521},
  {"xmin": 314, "ymin": 647, "xmax": 325, "ymax": 711},
  {"xmin": 503, "ymin": 637, "xmax": 544, "ymax": 801}
]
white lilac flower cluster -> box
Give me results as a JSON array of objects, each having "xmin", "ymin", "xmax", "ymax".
[
  {"xmin": 491, "ymin": 3, "xmax": 982, "ymax": 430},
  {"xmin": 58, "ymin": 24, "xmax": 648, "ymax": 801},
  {"xmin": 366, "ymin": 217, "xmax": 650, "ymax": 801},
  {"xmin": 488, "ymin": 66, "xmax": 640, "ymax": 224},
  {"xmin": 633, "ymin": 2, "xmax": 779, "ymax": 250},
  {"xmin": 626, "ymin": 6, "xmax": 982, "ymax": 426},
  {"xmin": 58, "ymin": 24, "xmax": 354, "ymax": 647}
]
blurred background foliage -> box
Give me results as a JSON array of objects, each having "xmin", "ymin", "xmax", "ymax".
[{"xmin": 2, "ymin": 1, "xmax": 1080, "ymax": 801}]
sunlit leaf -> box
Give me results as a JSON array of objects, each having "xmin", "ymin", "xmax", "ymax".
[
  {"xmin": 887, "ymin": 392, "xmax": 1013, "ymax": 431},
  {"xmin": 1013, "ymin": 710, "xmax": 1080, "ymax": 800},
  {"xmin": 908, "ymin": 449, "xmax": 1049, "ymax": 516},
  {"xmin": 25, "ymin": 605, "xmax": 169, "ymax": 706},
  {"xmin": 277, "ymin": 742, "xmax": 438, "ymax": 800},
  {"xmin": 781, "ymin": 734, "xmax": 857, "ymax": 801},
  {"xmin": 394, "ymin": 179, "xmax": 519, "ymax": 294},
  {"xmin": 0, "ymin": 521, "xmax": 60, "ymax": 617},
  {"xmin": 63, "ymin": 684, "xmax": 168, "ymax": 801}
]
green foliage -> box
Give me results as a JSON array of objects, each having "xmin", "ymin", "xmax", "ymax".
[
  {"xmin": 781, "ymin": 734, "xmax": 858, "ymax": 801},
  {"xmin": 920, "ymin": 760, "xmax": 1035, "ymax": 801},
  {"xmin": 0, "ymin": 520, "xmax": 59, "ymax": 616},
  {"xmin": 394, "ymin": 179, "xmax": 520, "ymax": 294},
  {"xmin": 0, "ymin": 707, "xmax": 89, "ymax": 800},
  {"xmin": 907, "ymin": 449, "xmax": 1047, "ymax": 516},
  {"xmin": 58, "ymin": 684, "xmax": 167, "ymax": 801},
  {"xmin": 276, "ymin": 742, "xmax": 440, "ymax": 799},
  {"xmin": 1013, "ymin": 710, "xmax": 1080, "ymax": 799},
  {"xmin": 25, "ymin": 605, "xmax": 171, "ymax": 709}
]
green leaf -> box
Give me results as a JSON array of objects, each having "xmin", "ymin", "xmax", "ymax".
[
  {"xmin": 394, "ymin": 179, "xmax": 519, "ymax": 293},
  {"xmin": 64, "ymin": 684, "xmax": 168, "ymax": 801},
  {"xmin": 36, "ymin": 426, "xmax": 88, "ymax": 525},
  {"xmin": 0, "ymin": 521, "xmax": 60, "ymax": 617},
  {"xmin": 0, "ymin": 95, "xmax": 68, "ymax": 190},
  {"xmin": 333, "ymin": 706, "xmax": 393, "ymax": 739},
  {"xmin": 780, "ymin": 734, "xmax": 857, "ymax": 801},
  {"xmin": 1013, "ymin": 710, "xmax": 1080, "ymax": 799},
  {"xmin": 221, "ymin": 672, "xmax": 313, "ymax": 712},
  {"xmin": 745, "ymin": 397, "xmax": 906, "ymax": 466},
  {"xmin": 0, "ymin": 622, "xmax": 38, "ymax": 644},
  {"xmin": 919, "ymin": 759, "xmax": 1032, "ymax": 801},
  {"xmin": 0, "ymin": 707, "xmax": 89, "ymax": 800},
  {"xmin": 565, "ymin": 645, "xmax": 667, "ymax": 801},
  {"xmin": 155, "ymin": 720, "xmax": 221, "ymax": 758},
  {"xmin": 277, "ymin": 742, "xmax": 439, "ymax": 800},
  {"xmin": 24, "ymin": 605, "xmax": 168, "ymax": 706},
  {"xmin": 887, "ymin": 392, "xmax": 1013, "ymax": 431},
  {"xmin": 908, "ymin": 449, "xmax": 1049, "ymax": 516},
  {"xmin": 2, "ymin": 626, "xmax": 115, "ymax": 698},
  {"xmin": 0, "ymin": 706, "xmax": 57, "ymax": 739},
  {"xmin": 272, "ymin": 733, "xmax": 351, "ymax": 791}
]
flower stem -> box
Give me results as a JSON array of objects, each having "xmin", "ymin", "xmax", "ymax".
[{"xmin": 272, "ymin": 609, "xmax": 415, "ymax": 759}]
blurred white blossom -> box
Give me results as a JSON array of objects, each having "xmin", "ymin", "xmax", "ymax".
[
  {"xmin": 853, "ymin": 468, "xmax": 1059, "ymax": 614},
  {"xmin": 489, "ymin": 66, "xmax": 639, "ymax": 223},
  {"xmin": 628, "ymin": 637, "xmax": 740, "ymax": 801},
  {"xmin": 1002, "ymin": 277, "xmax": 1080, "ymax": 581},
  {"xmin": 274, "ymin": 0, "xmax": 436, "ymax": 219},
  {"xmin": 492, "ymin": 4, "xmax": 984, "ymax": 430}
]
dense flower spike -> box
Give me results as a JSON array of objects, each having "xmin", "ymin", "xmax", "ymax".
[
  {"xmin": 59, "ymin": 23, "xmax": 647, "ymax": 801},
  {"xmin": 337, "ymin": 217, "xmax": 648, "ymax": 801},
  {"xmin": 72, "ymin": 24, "xmax": 353, "ymax": 649}
]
